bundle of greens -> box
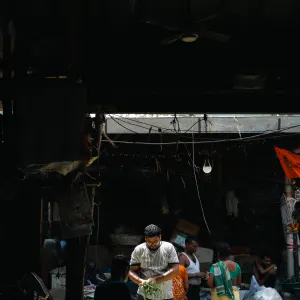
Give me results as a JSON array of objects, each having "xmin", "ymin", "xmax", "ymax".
[{"xmin": 140, "ymin": 281, "xmax": 161, "ymax": 300}]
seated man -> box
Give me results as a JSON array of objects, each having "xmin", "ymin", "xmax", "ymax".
[
  {"xmin": 94, "ymin": 255, "xmax": 132, "ymax": 300},
  {"xmin": 253, "ymin": 254, "xmax": 277, "ymax": 288}
]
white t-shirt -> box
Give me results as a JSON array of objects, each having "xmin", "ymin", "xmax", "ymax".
[
  {"xmin": 180, "ymin": 252, "xmax": 201, "ymax": 286},
  {"xmin": 130, "ymin": 241, "xmax": 179, "ymax": 299}
]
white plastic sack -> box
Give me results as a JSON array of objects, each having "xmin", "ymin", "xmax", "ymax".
[
  {"xmin": 253, "ymin": 288, "xmax": 282, "ymax": 300},
  {"xmin": 239, "ymin": 290, "xmax": 249, "ymax": 300},
  {"xmin": 244, "ymin": 276, "xmax": 264, "ymax": 299},
  {"xmin": 243, "ymin": 276, "xmax": 282, "ymax": 300}
]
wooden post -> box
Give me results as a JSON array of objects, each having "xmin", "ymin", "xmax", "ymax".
[{"xmin": 65, "ymin": 235, "xmax": 90, "ymax": 300}]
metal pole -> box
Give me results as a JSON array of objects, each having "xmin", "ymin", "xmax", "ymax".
[
  {"xmin": 40, "ymin": 198, "xmax": 44, "ymax": 247},
  {"xmin": 294, "ymin": 232, "xmax": 300, "ymax": 282}
]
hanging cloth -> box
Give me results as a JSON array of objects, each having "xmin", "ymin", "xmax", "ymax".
[
  {"xmin": 274, "ymin": 146, "xmax": 300, "ymax": 180},
  {"xmin": 226, "ymin": 190, "xmax": 239, "ymax": 218}
]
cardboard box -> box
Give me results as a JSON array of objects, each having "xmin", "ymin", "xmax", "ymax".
[
  {"xmin": 176, "ymin": 219, "xmax": 200, "ymax": 236},
  {"xmin": 170, "ymin": 231, "xmax": 188, "ymax": 248}
]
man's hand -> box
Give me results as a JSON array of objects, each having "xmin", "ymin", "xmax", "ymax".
[
  {"xmin": 269, "ymin": 267, "xmax": 277, "ymax": 275},
  {"xmin": 129, "ymin": 268, "xmax": 147, "ymax": 286},
  {"xmin": 139, "ymin": 279, "xmax": 147, "ymax": 286},
  {"xmin": 139, "ymin": 278, "xmax": 157, "ymax": 286},
  {"xmin": 146, "ymin": 278, "xmax": 157, "ymax": 284}
]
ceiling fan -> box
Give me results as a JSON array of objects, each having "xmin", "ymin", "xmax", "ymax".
[{"xmin": 142, "ymin": 0, "xmax": 230, "ymax": 45}]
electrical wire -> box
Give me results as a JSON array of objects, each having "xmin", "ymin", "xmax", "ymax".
[
  {"xmin": 98, "ymin": 132, "xmax": 299, "ymax": 158},
  {"xmin": 112, "ymin": 114, "xmax": 206, "ymax": 134},
  {"xmin": 112, "ymin": 115, "xmax": 241, "ymax": 142},
  {"xmin": 108, "ymin": 115, "xmax": 300, "ymax": 142},
  {"xmin": 109, "ymin": 115, "xmax": 211, "ymax": 143},
  {"xmin": 111, "ymin": 115, "xmax": 162, "ymax": 133},
  {"xmin": 191, "ymin": 134, "xmax": 211, "ymax": 235},
  {"xmin": 182, "ymin": 119, "xmax": 203, "ymax": 135},
  {"xmin": 118, "ymin": 117, "xmax": 210, "ymax": 141},
  {"xmin": 107, "ymin": 114, "xmax": 300, "ymax": 146},
  {"xmin": 109, "ymin": 114, "xmax": 139, "ymax": 134},
  {"xmin": 111, "ymin": 114, "xmax": 178, "ymax": 133},
  {"xmin": 102, "ymin": 125, "xmax": 300, "ymax": 145},
  {"xmin": 243, "ymin": 132, "xmax": 299, "ymax": 142},
  {"xmin": 124, "ymin": 117, "xmax": 241, "ymax": 146}
]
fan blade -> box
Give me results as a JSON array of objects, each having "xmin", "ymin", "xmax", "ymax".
[
  {"xmin": 144, "ymin": 19, "xmax": 179, "ymax": 32},
  {"xmin": 197, "ymin": 14, "xmax": 218, "ymax": 24},
  {"xmin": 198, "ymin": 28, "xmax": 230, "ymax": 42},
  {"xmin": 161, "ymin": 34, "xmax": 183, "ymax": 45}
]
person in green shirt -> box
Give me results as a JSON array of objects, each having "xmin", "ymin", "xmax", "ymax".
[{"xmin": 207, "ymin": 243, "xmax": 241, "ymax": 300}]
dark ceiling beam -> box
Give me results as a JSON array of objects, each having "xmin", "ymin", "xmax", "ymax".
[
  {"xmin": 86, "ymin": 88, "xmax": 300, "ymax": 113},
  {"xmin": 62, "ymin": 0, "xmax": 86, "ymax": 80}
]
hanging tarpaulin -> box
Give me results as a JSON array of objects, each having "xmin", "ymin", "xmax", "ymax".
[{"xmin": 275, "ymin": 146, "xmax": 300, "ymax": 179}]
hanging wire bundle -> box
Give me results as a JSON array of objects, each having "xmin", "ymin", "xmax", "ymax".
[{"xmin": 104, "ymin": 114, "xmax": 300, "ymax": 146}]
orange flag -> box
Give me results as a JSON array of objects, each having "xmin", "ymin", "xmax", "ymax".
[{"xmin": 275, "ymin": 146, "xmax": 300, "ymax": 179}]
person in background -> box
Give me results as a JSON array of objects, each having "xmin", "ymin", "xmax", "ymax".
[
  {"xmin": 179, "ymin": 236, "xmax": 207, "ymax": 300},
  {"xmin": 40, "ymin": 237, "xmax": 61, "ymax": 288},
  {"xmin": 94, "ymin": 254, "xmax": 132, "ymax": 300},
  {"xmin": 207, "ymin": 242, "xmax": 241, "ymax": 300},
  {"xmin": 172, "ymin": 264, "xmax": 189, "ymax": 300},
  {"xmin": 253, "ymin": 253, "xmax": 277, "ymax": 288},
  {"xmin": 129, "ymin": 224, "xmax": 179, "ymax": 300},
  {"xmin": 85, "ymin": 260, "xmax": 101, "ymax": 286}
]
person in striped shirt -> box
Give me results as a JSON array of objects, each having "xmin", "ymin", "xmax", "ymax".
[{"xmin": 129, "ymin": 224, "xmax": 179, "ymax": 300}]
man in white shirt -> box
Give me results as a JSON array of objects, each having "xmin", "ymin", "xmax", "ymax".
[
  {"xmin": 179, "ymin": 236, "xmax": 207, "ymax": 300},
  {"xmin": 129, "ymin": 224, "xmax": 179, "ymax": 300}
]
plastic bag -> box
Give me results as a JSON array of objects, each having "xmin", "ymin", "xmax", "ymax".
[
  {"xmin": 239, "ymin": 290, "xmax": 249, "ymax": 300},
  {"xmin": 243, "ymin": 276, "xmax": 264, "ymax": 299},
  {"xmin": 243, "ymin": 276, "xmax": 282, "ymax": 300},
  {"xmin": 253, "ymin": 288, "xmax": 282, "ymax": 300}
]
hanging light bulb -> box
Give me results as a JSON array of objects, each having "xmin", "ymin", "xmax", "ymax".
[{"xmin": 203, "ymin": 158, "xmax": 212, "ymax": 174}]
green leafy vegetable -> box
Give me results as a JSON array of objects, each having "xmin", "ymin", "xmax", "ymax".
[{"xmin": 140, "ymin": 281, "xmax": 161, "ymax": 300}]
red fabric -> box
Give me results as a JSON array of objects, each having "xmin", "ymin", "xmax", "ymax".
[{"xmin": 275, "ymin": 146, "xmax": 300, "ymax": 179}]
